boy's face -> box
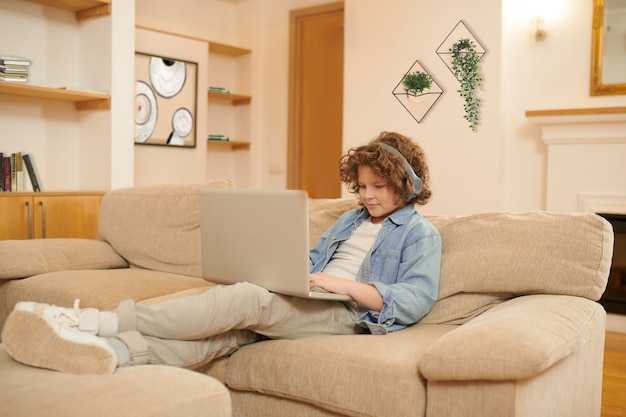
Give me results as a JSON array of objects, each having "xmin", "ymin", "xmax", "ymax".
[{"xmin": 357, "ymin": 165, "xmax": 404, "ymax": 224}]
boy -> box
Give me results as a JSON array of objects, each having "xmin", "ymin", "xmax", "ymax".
[{"xmin": 2, "ymin": 131, "xmax": 441, "ymax": 374}]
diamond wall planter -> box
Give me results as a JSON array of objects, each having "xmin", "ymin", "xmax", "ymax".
[
  {"xmin": 436, "ymin": 20, "xmax": 486, "ymax": 80},
  {"xmin": 392, "ymin": 60, "xmax": 444, "ymax": 123}
]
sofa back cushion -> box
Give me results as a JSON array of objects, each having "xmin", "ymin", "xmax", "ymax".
[
  {"xmin": 308, "ymin": 197, "xmax": 361, "ymax": 248},
  {"xmin": 99, "ymin": 186, "xmax": 613, "ymax": 326},
  {"xmin": 426, "ymin": 212, "xmax": 613, "ymax": 324},
  {"xmin": 98, "ymin": 180, "xmax": 234, "ymax": 278},
  {"xmin": 306, "ymin": 201, "xmax": 613, "ymax": 325}
]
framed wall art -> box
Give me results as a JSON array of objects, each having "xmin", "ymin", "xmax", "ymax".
[{"xmin": 134, "ymin": 52, "xmax": 198, "ymax": 147}]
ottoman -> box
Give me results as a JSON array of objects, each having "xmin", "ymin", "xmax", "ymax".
[{"xmin": 0, "ymin": 345, "xmax": 231, "ymax": 417}]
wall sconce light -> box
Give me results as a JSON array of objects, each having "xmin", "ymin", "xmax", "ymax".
[
  {"xmin": 533, "ymin": 16, "xmax": 547, "ymax": 41},
  {"xmin": 526, "ymin": 0, "xmax": 565, "ymax": 43}
]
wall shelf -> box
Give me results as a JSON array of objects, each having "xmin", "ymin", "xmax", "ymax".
[
  {"xmin": 23, "ymin": 0, "xmax": 111, "ymax": 20},
  {"xmin": 207, "ymin": 140, "xmax": 250, "ymax": 151},
  {"xmin": 208, "ymin": 90, "xmax": 251, "ymax": 106},
  {"xmin": 0, "ymin": 82, "xmax": 110, "ymax": 110},
  {"xmin": 134, "ymin": 25, "xmax": 252, "ymax": 57},
  {"xmin": 208, "ymin": 42, "xmax": 251, "ymax": 56}
]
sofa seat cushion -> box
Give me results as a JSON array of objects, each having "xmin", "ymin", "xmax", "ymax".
[
  {"xmin": 0, "ymin": 345, "xmax": 231, "ymax": 417},
  {"xmin": 0, "ymin": 269, "xmax": 214, "ymax": 333},
  {"xmin": 217, "ymin": 324, "xmax": 456, "ymax": 417}
]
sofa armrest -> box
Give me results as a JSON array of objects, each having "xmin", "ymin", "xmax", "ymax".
[
  {"xmin": 419, "ymin": 294, "xmax": 605, "ymax": 381},
  {"xmin": 0, "ymin": 239, "xmax": 128, "ymax": 279}
]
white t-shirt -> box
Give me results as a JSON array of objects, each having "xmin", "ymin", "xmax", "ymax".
[{"xmin": 322, "ymin": 218, "xmax": 382, "ymax": 280}]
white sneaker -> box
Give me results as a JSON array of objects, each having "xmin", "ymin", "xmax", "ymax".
[{"xmin": 1, "ymin": 301, "xmax": 117, "ymax": 375}]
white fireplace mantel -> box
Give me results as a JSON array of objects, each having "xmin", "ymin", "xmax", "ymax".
[
  {"xmin": 526, "ymin": 106, "xmax": 626, "ymax": 213},
  {"xmin": 526, "ymin": 106, "xmax": 626, "ymax": 145},
  {"xmin": 527, "ymin": 107, "xmax": 626, "ymax": 333}
]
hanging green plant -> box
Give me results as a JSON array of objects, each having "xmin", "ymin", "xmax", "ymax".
[
  {"xmin": 402, "ymin": 71, "xmax": 433, "ymax": 96},
  {"xmin": 449, "ymin": 38, "xmax": 483, "ymax": 132}
]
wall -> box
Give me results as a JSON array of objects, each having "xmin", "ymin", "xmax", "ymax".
[
  {"xmin": 210, "ymin": 0, "xmax": 625, "ymax": 215},
  {"xmin": 501, "ymin": 0, "xmax": 625, "ymax": 212},
  {"xmin": 0, "ymin": 0, "xmax": 135, "ymax": 192},
  {"xmin": 132, "ymin": 28, "xmax": 209, "ymax": 186},
  {"xmin": 133, "ymin": 0, "xmax": 341, "ymax": 187},
  {"xmin": 133, "ymin": 0, "xmax": 231, "ymax": 186},
  {"xmin": 342, "ymin": 0, "xmax": 626, "ymax": 215},
  {"xmin": 4, "ymin": 0, "xmax": 623, "ymax": 205},
  {"xmin": 342, "ymin": 0, "xmax": 505, "ymax": 216}
]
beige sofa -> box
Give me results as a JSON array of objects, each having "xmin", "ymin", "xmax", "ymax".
[{"xmin": 0, "ymin": 180, "xmax": 614, "ymax": 417}]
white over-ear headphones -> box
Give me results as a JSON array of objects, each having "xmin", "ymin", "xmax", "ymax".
[{"xmin": 379, "ymin": 143, "xmax": 423, "ymax": 198}]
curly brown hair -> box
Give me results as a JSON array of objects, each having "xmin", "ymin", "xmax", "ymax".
[{"xmin": 338, "ymin": 131, "xmax": 432, "ymax": 205}]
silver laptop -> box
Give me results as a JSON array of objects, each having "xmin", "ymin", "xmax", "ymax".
[{"xmin": 199, "ymin": 188, "xmax": 352, "ymax": 301}]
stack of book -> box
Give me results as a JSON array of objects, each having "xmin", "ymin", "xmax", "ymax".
[
  {"xmin": 0, "ymin": 152, "xmax": 40, "ymax": 192},
  {"xmin": 0, "ymin": 56, "xmax": 31, "ymax": 83},
  {"xmin": 208, "ymin": 134, "xmax": 230, "ymax": 142}
]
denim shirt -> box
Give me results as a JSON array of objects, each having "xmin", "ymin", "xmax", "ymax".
[{"xmin": 309, "ymin": 205, "xmax": 441, "ymax": 335}]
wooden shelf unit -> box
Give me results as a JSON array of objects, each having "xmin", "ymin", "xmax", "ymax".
[
  {"xmin": 134, "ymin": 25, "xmax": 253, "ymax": 154},
  {"xmin": 207, "ymin": 140, "xmax": 250, "ymax": 151},
  {"xmin": 208, "ymin": 41, "xmax": 252, "ymax": 153},
  {"xmin": 208, "ymin": 42, "xmax": 251, "ymax": 56},
  {"xmin": 23, "ymin": 0, "xmax": 111, "ymax": 20},
  {"xmin": 135, "ymin": 25, "xmax": 252, "ymax": 57},
  {"xmin": 0, "ymin": 1, "xmax": 112, "ymax": 110},
  {"xmin": 208, "ymin": 90, "xmax": 251, "ymax": 106},
  {"xmin": 0, "ymin": 82, "xmax": 110, "ymax": 110}
]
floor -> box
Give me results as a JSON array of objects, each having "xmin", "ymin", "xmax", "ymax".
[{"xmin": 602, "ymin": 331, "xmax": 626, "ymax": 417}]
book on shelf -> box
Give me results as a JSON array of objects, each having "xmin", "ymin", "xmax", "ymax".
[
  {"xmin": 0, "ymin": 73, "xmax": 28, "ymax": 83},
  {"xmin": 0, "ymin": 56, "xmax": 30, "ymax": 83},
  {"xmin": 208, "ymin": 134, "xmax": 230, "ymax": 141},
  {"xmin": 10, "ymin": 153, "xmax": 16, "ymax": 191},
  {"xmin": 0, "ymin": 65, "xmax": 28, "ymax": 74},
  {"xmin": 15, "ymin": 152, "xmax": 23, "ymax": 192},
  {"xmin": 209, "ymin": 86, "xmax": 230, "ymax": 94},
  {"xmin": 3, "ymin": 155, "xmax": 11, "ymax": 192},
  {"xmin": 22, "ymin": 154, "xmax": 41, "ymax": 192},
  {"xmin": 0, "ymin": 56, "xmax": 31, "ymax": 67},
  {"xmin": 0, "ymin": 153, "xmax": 41, "ymax": 192}
]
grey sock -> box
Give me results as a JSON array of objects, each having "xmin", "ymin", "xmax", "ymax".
[
  {"xmin": 98, "ymin": 311, "xmax": 118, "ymax": 337},
  {"xmin": 106, "ymin": 337, "xmax": 130, "ymax": 367}
]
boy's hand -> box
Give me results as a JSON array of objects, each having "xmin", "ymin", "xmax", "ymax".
[{"xmin": 309, "ymin": 272, "xmax": 383, "ymax": 311}]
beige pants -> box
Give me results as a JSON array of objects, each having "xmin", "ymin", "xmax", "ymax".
[{"xmin": 114, "ymin": 282, "xmax": 363, "ymax": 368}]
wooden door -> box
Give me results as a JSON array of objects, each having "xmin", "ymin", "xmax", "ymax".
[
  {"xmin": 0, "ymin": 194, "xmax": 32, "ymax": 239},
  {"xmin": 288, "ymin": 2, "xmax": 344, "ymax": 198},
  {"xmin": 33, "ymin": 194, "xmax": 103, "ymax": 239}
]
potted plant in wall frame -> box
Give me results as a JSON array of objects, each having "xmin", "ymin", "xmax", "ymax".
[
  {"xmin": 449, "ymin": 38, "xmax": 483, "ymax": 132},
  {"xmin": 402, "ymin": 70, "xmax": 433, "ymax": 102}
]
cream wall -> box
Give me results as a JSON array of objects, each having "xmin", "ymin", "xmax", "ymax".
[
  {"xmin": 4, "ymin": 0, "xmax": 623, "ymax": 210},
  {"xmin": 133, "ymin": 0, "xmax": 327, "ymax": 187},
  {"xmin": 342, "ymin": 0, "xmax": 505, "ymax": 216},
  {"xmin": 133, "ymin": 0, "xmax": 230, "ymax": 187},
  {"xmin": 501, "ymin": 0, "xmax": 624, "ymax": 214},
  {"xmin": 343, "ymin": 0, "xmax": 625, "ymax": 215},
  {"xmin": 222, "ymin": 0, "xmax": 625, "ymax": 215},
  {"xmin": 132, "ymin": 28, "xmax": 209, "ymax": 186}
]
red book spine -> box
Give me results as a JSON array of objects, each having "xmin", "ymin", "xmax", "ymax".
[{"xmin": 3, "ymin": 156, "xmax": 11, "ymax": 191}]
